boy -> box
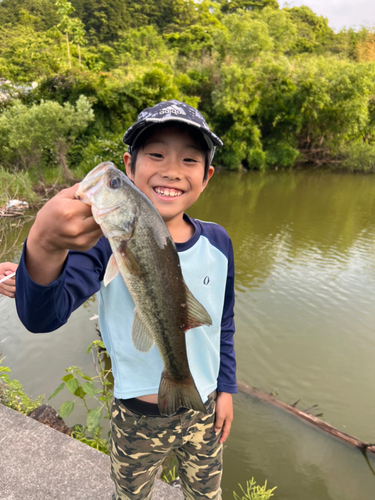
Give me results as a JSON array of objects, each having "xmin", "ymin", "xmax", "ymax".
[{"xmin": 15, "ymin": 100, "xmax": 237, "ymax": 500}]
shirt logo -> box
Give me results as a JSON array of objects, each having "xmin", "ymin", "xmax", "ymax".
[{"xmin": 203, "ymin": 276, "xmax": 210, "ymax": 285}]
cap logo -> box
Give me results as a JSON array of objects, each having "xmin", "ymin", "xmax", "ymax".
[{"xmin": 159, "ymin": 104, "xmax": 186, "ymax": 116}]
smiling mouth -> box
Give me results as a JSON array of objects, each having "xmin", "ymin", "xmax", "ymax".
[{"xmin": 154, "ymin": 187, "xmax": 183, "ymax": 198}]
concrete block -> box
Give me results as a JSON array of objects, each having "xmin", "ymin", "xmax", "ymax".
[{"xmin": 0, "ymin": 404, "xmax": 183, "ymax": 500}]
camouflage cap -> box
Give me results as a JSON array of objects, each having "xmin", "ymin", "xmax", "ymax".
[{"xmin": 122, "ymin": 100, "xmax": 223, "ymax": 163}]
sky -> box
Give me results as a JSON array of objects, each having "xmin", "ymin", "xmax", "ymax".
[{"xmin": 281, "ymin": 0, "xmax": 375, "ymax": 32}]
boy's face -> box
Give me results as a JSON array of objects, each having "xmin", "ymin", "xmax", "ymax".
[{"xmin": 123, "ymin": 127, "xmax": 214, "ymax": 224}]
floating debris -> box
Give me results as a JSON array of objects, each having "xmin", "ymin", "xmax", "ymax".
[
  {"xmin": 0, "ymin": 199, "xmax": 29, "ymax": 217},
  {"xmin": 6, "ymin": 200, "xmax": 29, "ymax": 210}
]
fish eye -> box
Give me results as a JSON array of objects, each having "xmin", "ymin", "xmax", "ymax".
[{"xmin": 109, "ymin": 177, "xmax": 121, "ymax": 189}]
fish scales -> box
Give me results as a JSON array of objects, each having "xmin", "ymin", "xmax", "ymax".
[
  {"xmin": 76, "ymin": 161, "xmax": 212, "ymax": 415},
  {"xmin": 111, "ymin": 225, "xmax": 191, "ymax": 381}
]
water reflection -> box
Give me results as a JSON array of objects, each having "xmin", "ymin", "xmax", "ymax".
[
  {"xmin": 188, "ymin": 170, "xmax": 375, "ymax": 499},
  {"xmin": 2, "ymin": 170, "xmax": 375, "ymax": 500},
  {"xmin": 189, "ymin": 171, "xmax": 375, "ymax": 289}
]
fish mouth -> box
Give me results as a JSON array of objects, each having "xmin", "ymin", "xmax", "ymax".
[
  {"xmin": 92, "ymin": 205, "xmax": 120, "ymax": 218},
  {"xmin": 76, "ymin": 162, "xmax": 115, "ymax": 203},
  {"xmin": 153, "ymin": 186, "xmax": 184, "ymax": 198}
]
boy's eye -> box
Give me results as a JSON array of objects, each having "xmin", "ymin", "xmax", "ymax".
[
  {"xmin": 149, "ymin": 153, "xmax": 163, "ymax": 158},
  {"xmin": 184, "ymin": 158, "xmax": 198, "ymax": 163}
]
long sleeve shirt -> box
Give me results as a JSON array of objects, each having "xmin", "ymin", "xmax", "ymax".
[{"xmin": 16, "ymin": 214, "xmax": 237, "ymax": 400}]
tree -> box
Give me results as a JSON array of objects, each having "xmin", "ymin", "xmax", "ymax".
[
  {"xmin": 355, "ymin": 32, "xmax": 375, "ymax": 62},
  {"xmin": 220, "ymin": 0, "xmax": 279, "ymax": 14},
  {"xmin": 56, "ymin": 0, "xmax": 75, "ymax": 68},
  {"xmin": 0, "ymin": 96, "xmax": 94, "ymax": 179},
  {"xmin": 283, "ymin": 6, "xmax": 334, "ymax": 53},
  {"xmin": 0, "ymin": 24, "xmax": 67, "ymax": 83},
  {"xmin": 70, "ymin": 17, "xmax": 86, "ymax": 65},
  {"xmin": 0, "ymin": 0, "xmax": 59, "ymax": 30},
  {"xmin": 69, "ymin": 0, "xmax": 130, "ymax": 42}
]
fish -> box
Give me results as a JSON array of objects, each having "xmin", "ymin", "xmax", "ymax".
[{"xmin": 76, "ymin": 161, "xmax": 212, "ymax": 415}]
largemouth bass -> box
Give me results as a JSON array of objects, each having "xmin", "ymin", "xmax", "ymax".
[{"xmin": 76, "ymin": 162, "xmax": 212, "ymax": 415}]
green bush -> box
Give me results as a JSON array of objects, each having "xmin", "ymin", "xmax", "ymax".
[
  {"xmin": 339, "ymin": 142, "xmax": 375, "ymax": 172},
  {"xmin": 72, "ymin": 132, "xmax": 126, "ymax": 177},
  {"xmin": 0, "ymin": 95, "xmax": 94, "ymax": 179},
  {"xmin": 0, "ymin": 167, "xmax": 38, "ymax": 205},
  {"xmin": 0, "ymin": 357, "xmax": 44, "ymax": 415}
]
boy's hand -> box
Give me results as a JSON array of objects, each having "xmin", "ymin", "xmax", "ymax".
[
  {"xmin": 214, "ymin": 392, "xmax": 233, "ymax": 444},
  {"xmin": 0, "ymin": 262, "xmax": 18, "ymax": 298},
  {"xmin": 26, "ymin": 184, "xmax": 102, "ymax": 285}
]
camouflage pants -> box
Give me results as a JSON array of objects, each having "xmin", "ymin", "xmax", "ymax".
[{"xmin": 110, "ymin": 392, "xmax": 222, "ymax": 500}]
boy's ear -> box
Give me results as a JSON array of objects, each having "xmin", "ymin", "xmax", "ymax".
[
  {"xmin": 123, "ymin": 152, "xmax": 133, "ymax": 180},
  {"xmin": 202, "ymin": 166, "xmax": 214, "ymax": 191}
]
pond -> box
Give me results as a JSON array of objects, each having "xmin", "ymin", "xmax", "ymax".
[{"xmin": 1, "ymin": 170, "xmax": 375, "ymax": 499}]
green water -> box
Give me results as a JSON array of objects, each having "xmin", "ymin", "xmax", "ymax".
[{"xmin": 1, "ymin": 170, "xmax": 375, "ymax": 499}]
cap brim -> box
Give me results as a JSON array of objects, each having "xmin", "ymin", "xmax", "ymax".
[{"xmin": 123, "ymin": 116, "xmax": 223, "ymax": 148}]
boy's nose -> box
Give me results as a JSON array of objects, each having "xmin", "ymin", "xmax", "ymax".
[{"xmin": 160, "ymin": 161, "xmax": 181, "ymax": 180}]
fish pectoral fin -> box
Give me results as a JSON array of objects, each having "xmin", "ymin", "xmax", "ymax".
[
  {"xmin": 119, "ymin": 243, "xmax": 145, "ymax": 277},
  {"xmin": 131, "ymin": 311, "xmax": 154, "ymax": 352},
  {"xmin": 184, "ymin": 284, "xmax": 212, "ymax": 330},
  {"xmin": 103, "ymin": 254, "xmax": 119, "ymax": 286}
]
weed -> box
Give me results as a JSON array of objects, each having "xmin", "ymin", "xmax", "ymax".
[
  {"xmin": 0, "ymin": 356, "xmax": 44, "ymax": 414},
  {"xmin": 233, "ymin": 478, "xmax": 277, "ymax": 500}
]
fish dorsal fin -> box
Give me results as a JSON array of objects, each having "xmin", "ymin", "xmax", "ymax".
[
  {"xmin": 185, "ymin": 284, "xmax": 212, "ymax": 331},
  {"xmin": 103, "ymin": 254, "xmax": 119, "ymax": 286},
  {"xmin": 131, "ymin": 310, "xmax": 155, "ymax": 352}
]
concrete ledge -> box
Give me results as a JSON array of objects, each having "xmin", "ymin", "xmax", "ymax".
[{"xmin": 0, "ymin": 404, "xmax": 183, "ymax": 500}]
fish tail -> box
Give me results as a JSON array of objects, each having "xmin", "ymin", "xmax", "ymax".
[{"xmin": 158, "ymin": 370, "xmax": 207, "ymax": 416}]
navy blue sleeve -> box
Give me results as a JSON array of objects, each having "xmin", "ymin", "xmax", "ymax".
[
  {"xmin": 15, "ymin": 237, "xmax": 111, "ymax": 333},
  {"xmin": 217, "ymin": 237, "xmax": 237, "ymax": 394}
]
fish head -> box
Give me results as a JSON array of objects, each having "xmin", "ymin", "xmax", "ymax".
[{"xmin": 76, "ymin": 162, "xmax": 139, "ymax": 239}]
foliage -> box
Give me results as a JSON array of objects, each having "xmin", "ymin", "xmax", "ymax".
[
  {"xmin": 49, "ymin": 340, "xmax": 113, "ymax": 440},
  {"xmin": 71, "ymin": 131, "xmax": 125, "ymax": 177},
  {"xmin": 71, "ymin": 424, "xmax": 109, "ymax": 454},
  {"xmin": 0, "ymin": 26, "xmax": 65, "ymax": 82},
  {"xmin": 160, "ymin": 450, "xmax": 179, "ymax": 483},
  {"xmin": 233, "ymin": 478, "xmax": 277, "ymax": 500},
  {"xmin": 0, "ymin": 357, "xmax": 44, "ymax": 415},
  {"xmin": 1, "ymin": 0, "xmax": 375, "ymax": 173},
  {"xmin": 160, "ymin": 465, "xmax": 178, "ymax": 484},
  {"xmin": 220, "ymin": 0, "xmax": 279, "ymax": 13},
  {"xmin": 0, "ymin": 167, "xmax": 37, "ymax": 204},
  {"xmin": 339, "ymin": 142, "xmax": 375, "ymax": 172},
  {"xmin": 0, "ymin": 0, "xmax": 60, "ymax": 30},
  {"xmin": 355, "ymin": 32, "xmax": 375, "ymax": 62},
  {"xmin": 283, "ymin": 5, "xmax": 333, "ymax": 53},
  {"xmin": 56, "ymin": 0, "xmax": 86, "ymax": 68},
  {"xmin": 0, "ymin": 95, "xmax": 94, "ymax": 178}
]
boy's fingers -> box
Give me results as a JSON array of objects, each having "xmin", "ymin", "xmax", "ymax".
[
  {"xmin": 219, "ymin": 419, "xmax": 232, "ymax": 444},
  {"xmin": 214, "ymin": 416, "xmax": 224, "ymax": 434},
  {"xmin": 0, "ymin": 280, "xmax": 16, "ymax": 297},
  {"xmin": 1, "ymin": 279, "xmax": 15, "ymax": 287},
  {"xmin": 60, "ymin": 183, "xmax": 80, "ymax": 199}
]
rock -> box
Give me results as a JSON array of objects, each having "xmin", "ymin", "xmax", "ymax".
[{"xmin": 28, "ymin": 404, "xmax": 72, "ymax": 436}]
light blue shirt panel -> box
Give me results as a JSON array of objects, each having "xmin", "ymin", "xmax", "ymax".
[
  {"xmin": 97, "ymin": 277, "xmax": 164, "ymax": 398},
  {"xmin": 179, "ymin": 235, "xmax": 228, "ymax": 401},
  {"xmin": 97, "ymin": 234, "xmax": 228, "ymax": 402}
]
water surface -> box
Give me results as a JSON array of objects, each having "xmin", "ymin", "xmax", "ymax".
[{"xmin": 1, "ymin": 170, "xmax": 375, "ymax": 499}]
